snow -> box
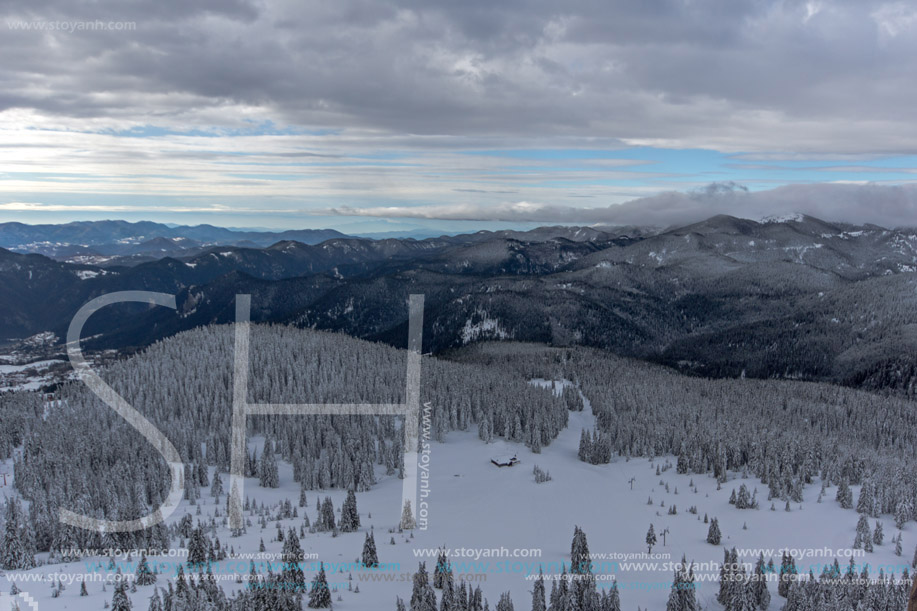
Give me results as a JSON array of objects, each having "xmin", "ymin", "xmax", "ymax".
[
  {"xmin": 761, "ymin": 213, "xmax": 805, "ymax": 224},
  {"xmin": 23, "ymin": 332, "xmax": 57, "ymax": 347},
  {"xmin": 647, "ymin": 250, "xmax": 665, "ymax": 264},
  {"xmin": 0, "ymin": 380, "xmax": 912, "ymax": 610},
  {"xmin": 0, "ymin": 359, "xmax": 65, "ymax": 393},
  {"xmin": 75, "ymin": 270, "xmax": 100, "ymax": 280},
  {"xmin": 0, "ymin": 359, "xmax": 63, "ymax": 374},
  {"xmin": 460, "ymin": 312, "xmax": 511, "ymax": 343}
]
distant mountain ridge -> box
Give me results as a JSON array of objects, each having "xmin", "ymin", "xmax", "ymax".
[
  {"xmin": 0, "ymin": 220, "xmax": 349, "ymax": 262},
  {"xmin": 4, "ymin": 213, "xmax": 917, "ymax": 397}
]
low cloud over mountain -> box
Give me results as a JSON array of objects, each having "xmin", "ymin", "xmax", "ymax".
[{"xmin": 330, "ymin": 182, "xmax": 917, "ymax": 228}]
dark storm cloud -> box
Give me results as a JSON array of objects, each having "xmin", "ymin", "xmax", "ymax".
[{"xmin": 2, "ymin": 0, "xmax": 917, "ymax": 151}]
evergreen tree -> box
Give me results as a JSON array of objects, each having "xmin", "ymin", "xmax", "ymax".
[
  {"xmin": 282, "ymin": 528, "xmax": 306, "ymax": 593},
  {"xmin": 895, "ymin": 499, "xmax": 911, "ymax": 529},
  {"xmin": 646, "ymin": 524, "xmax": 657, "ymax": 554},
  {"xmin": 1, "ymin": 498, "xmax": 35, "ymax": 570},
  {"xmin": 571, "ymin": 526, "xmax": 591, "ymax": 574},
  {"xmin": 308, "ymin": 562, "xmax": 332, "ymax": 608},
  {"xmin": 750, "ymin": 554, "xmax": 770, "ymax": 610},
  {"xmin": 855, "ymin": 515, "xmax": 872, "ymax": 551},
  {"xmin": 111, "ymin": 579, "xmax": 132, "ymax": 611},
  {"xmin": 148, "ymin": 589, "xmax": 163, "ymax": 611},
  {"xmin": 706, "ymin": 518, "xmax": 721, "ymax": 545},
  {"xmin": 666, "ymin": 557, "xmax": 697, "ymax": 611},
  {"xmin": 778, "ymin": 551, "xmax": 796, "ymax": 598},
  {"xmin": 836, "ymin": 478, "xmax": 853, "ymax": 509},
  {"xmin": 401, "ymin": 500, "xmax": 416, "ymax": 530},
  {"xmin": 873, "ymin": 520, "xmax": 884, "ymax": 546},
  {"xmin": 187, "ymin": 525, "xmax": 208, "ymax": 569},
  {"xmin": 362, "ymin": 531, "xmax": 379, "ymax": 568},
  {"xmin": 434, "ymin": 549, "xmax": 449, "ymax": 588},
  {"xmin": 857, "ymin": 480, "xmax": 875, "ymax": 516},
  {"xmin": 259, "ymin": 440, "xmax": 280, "ymax": 488},
  {"xmin": 318, "ymin": 497, "xmax": 336, "ymax": 531},
  {"xmin": 410, "ymin": 563, "xmax": 436, "ymax": 611},
  {"xmin": 607, "ymin": 581, "xmax": 622, "ymax": 611},
  {"xmin": 210, "ymin": 471, "xmax": 223, "ymax": 498},
  {"xmin": 532, "ymin": 569, "xmax": 546, "ymax": 611},
  {"xmin": 340, "ymin": 489, "xmax": 361, "ymax": 532},
  {"xmin": 136, "ymin": 553, "xmax": 157, "ymax": 586}
]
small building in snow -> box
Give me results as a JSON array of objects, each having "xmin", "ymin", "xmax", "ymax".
[{"xmin": 491, "ymin": 454, "xmax": 519, "ymax": 467}]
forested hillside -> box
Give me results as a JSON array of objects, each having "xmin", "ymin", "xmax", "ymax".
[
  {"xmin": 6, "ymin": 215, "xmax": 917, "ymax": 398},
  {"xmin": 3, "ymin": 326, "xmax": 570, "ymax": 553}
]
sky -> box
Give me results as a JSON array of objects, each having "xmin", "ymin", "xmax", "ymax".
[{"xmin": 2, "ymin": 0, "xmax": 917, "ymax": 231}]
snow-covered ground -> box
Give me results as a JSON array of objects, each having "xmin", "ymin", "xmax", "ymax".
[
  {"xmin": 0, "ymin": 359, "xmax": 65, "ymax": 393},
  {"xmin": 0, "ymin": 381, "xmax": 911, "ymax": 610}
]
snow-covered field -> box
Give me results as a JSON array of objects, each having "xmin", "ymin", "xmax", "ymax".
[
  {"xmin": 0, "ymin": 359, "xmax": 65, "ymax": 393},
  {"xmin": 0, "ymin": 381, "xmax": 912, "ymax": 610}
]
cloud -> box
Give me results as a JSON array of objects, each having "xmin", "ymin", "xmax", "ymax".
[
  {"xmin": 0, "ymin": 201, "xmax": 250, "ymax": 213},
  {"xmin": 1, "ymin": 0, "xmax": 917, "ymax": 153},
  {"xmin": 327, "ymin": 182, "xmax": 917, "ymax": 228}
]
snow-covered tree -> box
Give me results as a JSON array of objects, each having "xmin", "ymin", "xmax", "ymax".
[
  {"xmin": 646, "ymin": 524, "xmax": 657, "ymax": 554},
  {"xmin": 135, "ymin": 553, "xmax": 157, "ymax": 586},
  {"xmin": 362, "ymin": 531, "xmax": 379, "ymax": 568},
  {"xmin": 706, "ymin": 518, "xmax": 721, "ymax": 545},
  {"xmin": 340, "ymin": 489, "xmax": 360, "ymax": 532},
  {"xmin": 401, "ymin": 500, "xmax": 416, "ymax": 530},
  {"xmin": 308, "ymin": 562, "xmax": 332, "ymax": 608},
  {"xmin": 571, "ymin": 526, "xmax": 591, "ymax": 574}
]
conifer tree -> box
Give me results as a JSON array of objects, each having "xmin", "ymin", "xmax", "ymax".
[
  {"xmin": 750, "ymin": 554, "xmax": 770, "ymax": 610},
  {"xmin": 571, "ymin": 526, "xmax": 592, "ymax": 574},
  {"xmin": 111, "ymin": 578, "xmax": 132, "ymax": 611},
  {"xmin": 778, "ymin": 552, "xmax": 796, "ymax": 598},
  {"xmin": 836, "ymin": 478, "xmax": 853, "ymax": 509},
  {"xmin": 362, "ymin": 531, "xmax": 379, "ymax": 568},
  {"xmin": 532, "ymin": 569, "xmax": 546, "ymax": 611},
  {"xmin": 706, "ymin": 518, "xmax": 721, "ymax": 545},
  {"xmin": 282, "ymin": 528, "xmax": 306, "ymax": 593},
  {"xmin": 434, "ymin": 549, "xmax": 449, "ymax": 588},
  {"xmin": 410, "ymin": 562, "xmax": 436, "ymax": 611},
  {"xmin": 401, "ymin": 500, "xmax": 416, "ymax": 530},
  {"xmin": 646, "ymin": 524, "xmax": 657, "ymax": 554},
  {"xmin": 136, "ymin": 553, "xmax": 157, "ymax": 586},
  {"xmin": 187, "ymin": 525, "xmax": 208, "ymax": 569},
  {"xmin": 259, "ymin": 440, "xmax": 280, "ymax": 488},
  {"xmin": 308, "ymin": 562, "xmax": 332, "ymax": 608},
  {"xmin": 148, "ymin": 588, "xmax": 163, "ymax": 611},
  {"xmin": 1, "ymin": 499, "xmax": 35, "ymax": 570},
  {"xmin": 210, "ymin": 471, "xmax": 223, "ymax": 499},
  {"xmin": 340, "ymin": 489, "xmax": 361, "ymax": 532}
]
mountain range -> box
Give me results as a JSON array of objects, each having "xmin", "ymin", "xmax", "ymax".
[
  {"xmin": 0, "ymin": 220, "xmax": 349, "ymax": 264},
  {"xmin": 3, "ymin": 214, "xmax": 917, "ymax": 397}
]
